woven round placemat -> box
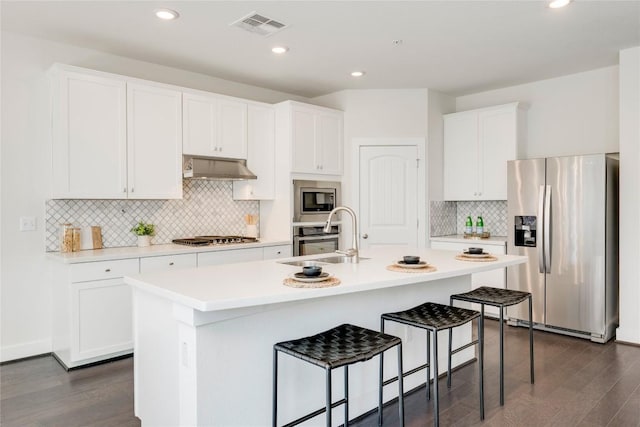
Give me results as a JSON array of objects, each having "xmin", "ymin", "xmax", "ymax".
[
  {"xmin": 455, "ymin": 254, "xmax": 498, "ymax": 262},
  {"xmin": 386, "ymin": 264, "xmax": 437, "ymax": 273},
  {"xmin": 283, "ymin": 277, "xmax": 341, "ymax": 288}
]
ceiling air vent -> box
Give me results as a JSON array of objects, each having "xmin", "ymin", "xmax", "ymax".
[{"xmin": 230, "ymin": 12, "xmax": 288, "ymax": 37}]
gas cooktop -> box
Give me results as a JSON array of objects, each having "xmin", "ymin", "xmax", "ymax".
[{"xmin": 172, "ymin": 236, "xmax": 259, "ymax": 247}]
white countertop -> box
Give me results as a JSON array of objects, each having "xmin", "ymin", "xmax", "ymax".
[
  {"xmin": 430, "ymin": 234, "xmax": 507, "ymax": 245},
  {"xmin": 47, "ymin": 239, "xmax": 291, "ymax": 264},
  {"xmin": 124, "ymin": 247, "xmax": 526, "ymax": 312}
]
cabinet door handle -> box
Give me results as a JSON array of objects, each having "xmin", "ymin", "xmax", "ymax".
[
  {"xmin": 276, "ymin": 251, "xmax": 281, "ymax": 255},
  {"xmin": 169, "ymin": 262, "xmax": 174, "ymax": 266},
  {"xmin": 105, "ymin": 268, "xmax": 111, "ymax": 272},
  {"xmin": 362, "ymin": 234, "xmax": 369, "ymax": 239},
  {"xmin": 131, "ymin": 188, "xmax": 134, "ymax": 193},
  {"xmin": 123, "ymin": 188, "xmax": 126, "ymax": 193}
]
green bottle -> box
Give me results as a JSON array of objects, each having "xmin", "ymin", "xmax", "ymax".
[
  {"xmin": 476, "ymin": 216, "xmax": 484, "ymax": 234},
  {"xmin": 465, "ymin": 216, "xmax": 473, "ymax": 234}
]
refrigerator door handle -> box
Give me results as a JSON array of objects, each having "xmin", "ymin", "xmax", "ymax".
[
  {"xmin": 538, "ymin": 185, "xmax": 546, "ymax": 274},
  {"xmin": 544, "ymin": 185, "xmax": 552, "ymax": 272}
]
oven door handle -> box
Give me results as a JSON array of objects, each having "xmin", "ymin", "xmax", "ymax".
[{"xmin": 294, "ymin": 234, "xmax": 339, "ymax": 242}]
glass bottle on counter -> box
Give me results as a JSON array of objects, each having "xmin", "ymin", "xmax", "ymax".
[
  {"xmin": 476, "ymin": 216, "xmax": 484, "ymax": 235},
  {"xmin": 59, "ymin": 223, "xmax": 73, "ymax": 253},
  {"xmin": 465, "ymin": 216, "xmax": 473, "ymax": 234},
  {"xmin": 71, "ymin": 227, "xmax": 82, "ymax": 252}
]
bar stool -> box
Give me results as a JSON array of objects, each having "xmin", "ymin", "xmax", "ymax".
[
  {"xmin": 381, "ymin": 302, "xmax": 484, "ymax": 427},
  {"xmin": 450, "ymin": 286, "xmax": 534, "ymax": 406},
  {"xmin": 272, "ymin": 323, "xmax": 404, "ymax": 427}
]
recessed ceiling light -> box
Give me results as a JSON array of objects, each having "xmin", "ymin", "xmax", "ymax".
[
  {"xmin": 271, "ymin": 46, "xmax": 289, "ymax": 54},
  {"xmin": 155, "ymin": 9, "xmax": 179, "ymax": 20},
  {"xmin": 548, "ymin": 0, "xmax": 571, "ymax": 8},
  {"xmin": 351, "ymin": 71, "xmax": 366, "ymax": 77}
]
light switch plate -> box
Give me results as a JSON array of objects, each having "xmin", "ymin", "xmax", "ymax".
[{"xmin": 19, "ymin": 216, "xmax": 36, "ymax": 231}]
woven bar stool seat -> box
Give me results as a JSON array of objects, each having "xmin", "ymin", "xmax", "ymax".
[
  {"xmin": 450, "ymin": 286, "xmax": 534, "ymax": 406},
  {"xmin": 381, "ymin": 302, "xmax": 484, "ymax": 427},
  {"xmin": 273, "ymin": 323, "xmax": 404, "ymax": 427}
]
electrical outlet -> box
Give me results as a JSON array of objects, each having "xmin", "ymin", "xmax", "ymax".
[{"xmin": 19, "ymin": 216, "xmax": 36, "ymax": 231}]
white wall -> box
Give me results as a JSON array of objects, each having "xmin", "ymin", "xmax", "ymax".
[
  {"xmin": 456, "ymin": 66, "xmax": 620, "ymax": 158},
  {"xmin": 617, "ymin": 47, "xmax": 640, "ymax": 345},
  {"xmin": 0, "ymin": 31, "xmax": 306, "ymax": 361}
]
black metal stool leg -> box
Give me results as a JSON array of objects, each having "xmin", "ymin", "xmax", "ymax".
[
  {"xmin": 344, "ymin": 365, "xmax": 349, "ymax": 426},
  {"xmin": 499, "ymin": 306, "xmax": 505, "ymax": 406},
  {"xmin": 478, "ymin": 316, "xmax": 485, "ymax": 420},
  {"xmin": 529, "ymin": 295, "xmax": 535, "ymax": 384},
  {"xmin": 432, "ymin": 330, "xmax": 439, "ymax": 427},
  {"xmin": 447, "ymin": 327, "xmax": 452, "ymax": 389},
  {"xmin": 397, "ymin": 343, "xmax": 405, "ymax": 427},
  {"xmin": 273, "ymin": 348, "xmax": 278, "ymax": 427},
  {"xmin": 447, "ymin": 296, "xmax": 453, "ymax": 389},
  {"xmin": 379, "ymin": 318, "xmax": 384, "ymax": 426},
  {"xmin": 326, "ymin": 367, "xmax": 332, "ymax": 427},
  {"xmin": 426, "ymin": 331, "xmax": 431, "ymax": 401}
]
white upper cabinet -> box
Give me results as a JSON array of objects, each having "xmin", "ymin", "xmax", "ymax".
[
  {"xmin": 51, "ymin": 69, "xmax": 128, "ymax": 199},
  {"xmin": 289, "ymin": 102, "xmax": 343, "ymax": 176},
  {"xmin": 127, "ymin": 82, "xmax": 183, "ymax": 199},
  {"xmin": 443, "ymin": 102, "xmax": 525, "ymax": 201},
  {"xmin": 51, "ymin": 64, "xmax": 183, "ymax": 199},
  {"xmin": 182, "ymin": 92, "xmax": 247, "ymax": 159},
  {"xmin": 233, "ymin": 103, "xmax": 276, "ymax": 200}
]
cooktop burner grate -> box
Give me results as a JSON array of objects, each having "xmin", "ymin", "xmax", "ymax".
[
  {"xmin": 171, "ymin": 238, "xmax": 211, "ymax": 246},
  {"xmin": 172, "ymin": 236, "xmax": 259, "ymax": 246}
]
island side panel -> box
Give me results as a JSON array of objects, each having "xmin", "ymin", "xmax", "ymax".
[
  {"xmin": 133, "ymin": 289, "xmax": 180, "ymax": 426},
  {"xmin": 134, "ymin": 274, "xmax": 474, "ymax": 426}
]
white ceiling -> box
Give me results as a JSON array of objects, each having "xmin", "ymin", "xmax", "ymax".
[{"xmin": 2, "ymin": 1, "xmax": 639, "ymax": 98}]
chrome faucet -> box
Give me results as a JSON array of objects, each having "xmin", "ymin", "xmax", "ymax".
[{"xmin": 324, "ymin": 206, "xmax": 359, "ymax": 263}]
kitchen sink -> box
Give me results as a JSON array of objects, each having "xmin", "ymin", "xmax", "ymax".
[{"xmin": 278, "ymin": 256, "xmax": 370, "ymax": 266}]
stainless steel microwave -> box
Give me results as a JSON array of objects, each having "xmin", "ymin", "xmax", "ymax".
[{"xmin": 293, "ymin": 180, "xmax": 341, "ymax": 222}]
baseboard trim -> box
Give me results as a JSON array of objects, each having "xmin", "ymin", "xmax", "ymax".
[{"xmin": 1, "ymin": 339, "xmax": 52, "ymax": 363}]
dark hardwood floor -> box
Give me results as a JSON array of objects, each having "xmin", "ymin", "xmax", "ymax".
[{"xmin": 1, "ymin": 320, "xmax": 639, "ymax": 426}]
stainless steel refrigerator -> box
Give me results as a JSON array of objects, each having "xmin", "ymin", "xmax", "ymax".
[{"xmin": 506, "ymin": 154, "xmax": 619, "ymax": 343}]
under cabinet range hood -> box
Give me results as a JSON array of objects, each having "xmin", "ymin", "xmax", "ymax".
[{"xmin": 183, "ymin": 156, "xmax": 257, "ymax": 180}]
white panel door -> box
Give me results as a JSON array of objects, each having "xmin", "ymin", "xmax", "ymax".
[
  {"xmin": 443, "ymin": 112, "xmax": 478, "ymax": 200},
  {"xmin": 478, "ymin": 108, "xmax": 516, "ymax": 200},
  {"xmin": 71, "ymin": 278, "xmax": 133, "ymax": 361},
  {"xmin": 52, "ymin": 70, "xmax": 127, "ymax": 198},
  {"xmin": 317, "ymin": 113, "xmax": 343, "ymax": 175},
  {"xmin": 291, "ymin": 108, "xmax": 316, "ymax": 173},
  {"xmin": 183, "ymin": 92, "xmax": 217, "ymax": 156},
  {"xmin": 359, "ymin": 146, "xmax": 418, "ymax": 250},
  {"xmin": 218, "ymin": 98, "xmax": 248, "ymax": 159},
  {"xmin": 127, "ymin": 83, "xmax": 183, "ymax": 199},
  {"xmin": 233, "ymin": 104, "xmax": 275, "ymax": 199}
]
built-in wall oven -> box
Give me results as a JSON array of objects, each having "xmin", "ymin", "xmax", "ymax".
[
  {"xmin": 293, "ymin": 225, "xmax": 340, "ymax": 256},
  {"xmin": 293, "ymin": 180, "xmax": 341, "ymax": 222}
]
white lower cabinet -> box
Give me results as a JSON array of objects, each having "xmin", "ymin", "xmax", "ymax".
[
  {"xmin": 431, "ymin": 240, "xmax": 506, "ymax": 318},
  {"xmin": 53, "ymin": 258, "xmax": 139, "ymax": 369},
  {"xmin": 140, "ymin": 253, "xmax": 197, "ymax": 273},
  {"xmin": 263, "ymin": 244, "xmax": 292, "ymax": 260},
  {"xmin": 198, "ymin": 247, "xmax": 264, "ymax": 267},
  {"xmin": 51, "ymin": 244, "xmax": 291, "ymax": 368}
]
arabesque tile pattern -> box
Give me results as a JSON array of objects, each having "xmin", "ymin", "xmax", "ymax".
[{"xmin": 45, "ymin": 180, "xmax": 259, "ymax": 251}]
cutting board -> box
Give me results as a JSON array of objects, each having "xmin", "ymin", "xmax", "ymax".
[{"xmin": 80, "ymin": 226, "xmax": 103, "ymax": 250}]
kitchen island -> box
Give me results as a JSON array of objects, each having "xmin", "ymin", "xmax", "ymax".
[{"xmin": 125, "ymin": 247, "xmax": 526, "ymax": 426}]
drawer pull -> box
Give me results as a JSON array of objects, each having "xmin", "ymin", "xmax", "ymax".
[
  {"xmin": 169, "ymin": 262, "xmax": 174, "ymax": 266},
  {"xmin": 105, "ymin": 268, "xmax": 111, "ymax": 272}
]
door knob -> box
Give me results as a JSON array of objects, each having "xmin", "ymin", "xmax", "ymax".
[{"xmin": 362, "ymin": 234, "xmax": 369, "ymax": 239}]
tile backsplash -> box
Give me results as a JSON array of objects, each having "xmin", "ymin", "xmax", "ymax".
[
  {"xmin": 45, "ymin": 180, "xmax": 259, "ymax": 251},
  {"xmin": 430, "ymin": 200, "xmax": 507, "ymax": 237}
]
